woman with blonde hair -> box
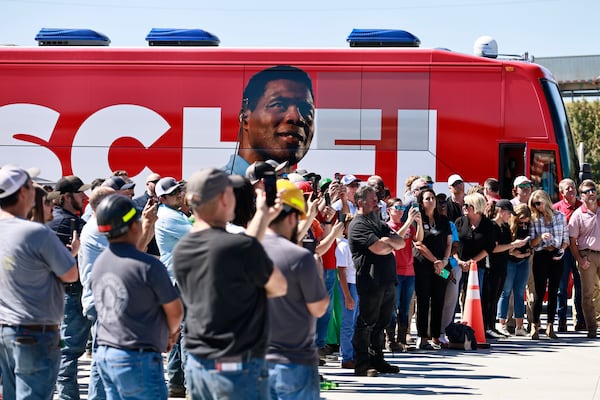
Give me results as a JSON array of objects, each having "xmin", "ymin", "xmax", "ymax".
[
  {"xmin": 528, "ymin": 190, "xmax": 568, "ymax": 339},
  {"xmin": 454, "ymin": 193, "xmax": 497, "ymax": 337},
  {"xmin": 497, "ymin": 204, "xmax": 533, "ymax": 336}
]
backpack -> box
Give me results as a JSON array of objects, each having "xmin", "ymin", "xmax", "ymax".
[{"xmin": 445, "ymin": 322, "xmax": 478, "ymax": 350}]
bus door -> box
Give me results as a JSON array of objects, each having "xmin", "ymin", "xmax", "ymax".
[
  {"xmin": 527, "ymin": 143, "xmax": 561, "ymax": 203},
  {"xmin": 499, "ymin": 143, "xmax": 526, "ymax": 200}
]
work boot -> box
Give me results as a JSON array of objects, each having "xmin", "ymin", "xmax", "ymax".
[
  {"xmin": 372, "ymin": 360, "xmax": 400, "ymax": 374},
  {"xmin": 546, "ymin": 324, "xmax": 558, "ymax": 339}
]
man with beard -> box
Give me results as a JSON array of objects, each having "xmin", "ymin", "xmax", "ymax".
[
  {"xmin": 262, "ymin": 179, "xmax": 329, "ymax": 399},
  {"xmin": 224, "ymin": 65, "xmax": 315, "ymax": 176},
  {"xmin": 154, "ymin": 177, "xmax": 192, "ymax": 398},
  {"xmin": 349, "ymin": 185, "xmax": 404, "ymax": 377},
  {"xmin": 47, "ymin": 175, "xmax": 93, "ymax": 400}
]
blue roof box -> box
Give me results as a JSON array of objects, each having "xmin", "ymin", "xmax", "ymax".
[
  {"xmin": 347, "ymin": 29, "xmax": 420, "ymax": 48},
  {"xmin": 146, "ymin": 28, "xmax": 220, "ymax": 46},
  {"xmin": 35, "ymin": 28, "xmax": 110, "ymax": 46}
]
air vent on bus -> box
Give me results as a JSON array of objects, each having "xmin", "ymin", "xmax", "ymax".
[
  {"xmin": 35, "ymin": 28, "xmax": 110, "ymax": 46},
  {"xmin": 347, "ymin": 29, "xmax": 420, "ymax": 48},
  {"xmin": 145, "ymin": 28, "xmax": 220, "ymax": 46}
]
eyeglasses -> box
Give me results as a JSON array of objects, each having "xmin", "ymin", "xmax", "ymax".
[
  {"xmin": 582, "ymin": 188, "xmax": 597, "ymax": 195},
  {"xmin": 517, "ymin": 183, "xmax": 531, "ymax": 189},
  {"xmin": 533, "ymin": 201, "xmax": 543, "ymax": 207}
]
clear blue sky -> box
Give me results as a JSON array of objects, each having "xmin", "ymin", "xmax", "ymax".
[{"xmin": 1, "ymin": 0, "xmax": 599, "ymax": 57}]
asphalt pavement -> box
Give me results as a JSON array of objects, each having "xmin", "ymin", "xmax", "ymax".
[{"xmin": 58, "ymin": 326, "xmax": 600, "ymax": 400}]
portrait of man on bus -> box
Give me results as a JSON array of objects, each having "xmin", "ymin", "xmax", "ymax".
[{"xmin": 223, "ymin": 65, "xmax": 315, "ymax": 175}]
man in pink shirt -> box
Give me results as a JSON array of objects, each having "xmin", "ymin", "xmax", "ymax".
[
  {"xmin": 553, "ymin": 178, "xmax": 585, "ymax": 332},
  {"xmin": 568, "ymin": 179, "xmax": 600, "ymax": 338}
]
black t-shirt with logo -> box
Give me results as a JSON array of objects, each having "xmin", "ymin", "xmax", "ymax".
[{"xmin": 173, "ymin": 227, "xmax": 273, "ymax": 359}]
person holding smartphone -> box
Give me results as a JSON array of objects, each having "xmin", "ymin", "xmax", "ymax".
[
  {"xmin": 385, "ymin": 198, "xmax": 423, "ymax": 352},
  {"xmin": 412, "ymin": 189, "xmax": 452, "ymax": 350}
]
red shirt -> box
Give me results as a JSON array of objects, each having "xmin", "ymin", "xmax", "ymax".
[
  {"xmin": 387, "ymin": 220, "xmax": 416, "ymax": 276},
  {"xmin": 553, "ymin": 198, "xmax": 582, "ymax": 223}
]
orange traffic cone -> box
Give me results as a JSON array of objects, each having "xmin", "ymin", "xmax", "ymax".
[{"xmin": 462, "ymin": 260, "xmax": 489, "ymax": 349}]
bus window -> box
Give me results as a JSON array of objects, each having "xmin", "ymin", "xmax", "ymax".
[{"xmin": 530, "ymin": 149, "xmax": 559, "ymax": 202}]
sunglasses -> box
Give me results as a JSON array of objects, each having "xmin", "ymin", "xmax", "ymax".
[
  {"xmin": 437, "ymin": 200, "xmax": 447, "ymax": 206},
  {"xmin": 517, "ymin": 183, "xmax": 531, "ymax": 189},
  {"xmin": 451, "ymin": 180, "xmax": 463, "ymax": 187},
  {"xmin": 518, "ymin": 221, "xmax": 529, "ymax": 228},
  {"xmin": 462, "ymin": 204, "xmax": 473, "ymax": 210},
  {"xmin": 582, "ymin": 188, "xmax": 597, "ymax": 195},
  {"xmin": 393, "ymin": 205, "xmax": 403, "ymax": 211},
  {"xmin": 419, "ymin": 186, "xmax": 430, "ymax": 191},
  {"xmin": 147, "ymin": 180, "xmax": 159, "ymax": 185},
  {"xmin": 533, "ymin": 201, "xmax": 543, "ymax": 207},
  {"xmin": 43, "ymin": 199, "xmax": 52, "ymax": 206}
]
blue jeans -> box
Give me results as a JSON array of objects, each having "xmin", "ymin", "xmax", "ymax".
[
  {"xmin": 498, "ymin": 258, "xmax": 530, "ymax": 319},
  {"xmin": 0, "ymin": 325, "xmax": 61, "ymax": 400},
  {"xmin": 56, "ymin": 285, "xmax": 92, "ymax": 400},
  {"xmin": 95, "ymin": 345, "xmax": 168, "ymax": 400},
  {"xmin": 186, "ymin": 354, "xmax": 269, "ymax": 400},
  {"xmin": 315, "ymin": 269, "xmax": 337, "ymax": 349},
  {"xmin": 85, "ymin": 309, "xmax": 106, "ymax": 400},
  {"xmin": 268, "ymin": 362, "xmax": 319, "ymax": 400},
  {"xmin": 338, "ymin": 282, "xmax": 359, "ymax": 362},
  {"xmin": 389, "ymin": 275, "xmax": 415, "ymax": 330},
  {"xmin": 557, "ymin": 248, "xmax": 584, "ymax": 324},
  {"xmin": 167, "ymin": 328, "xmax": 186, "ymax": 390}
]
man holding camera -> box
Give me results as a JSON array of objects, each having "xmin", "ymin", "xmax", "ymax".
[{"xmin": 262, "ymin": 179, "xmax": 329, "ymax": 399}]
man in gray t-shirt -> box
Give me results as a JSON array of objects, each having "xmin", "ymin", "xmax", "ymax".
[
  {"xmin": 263, "ymin": 179, "xmax": 329, "ymax": 400},
  {"xmin": 0, "ymin": 166, "xmax": 78, "ymax": 400},
  {"xmin": 90, "ymin": 194, "xmax": 183, "ymax": 400}
]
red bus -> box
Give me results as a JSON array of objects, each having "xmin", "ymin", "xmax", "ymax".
[{"xmin": 0, "ymin": 29, "xmax": 578, "ymax": 198}]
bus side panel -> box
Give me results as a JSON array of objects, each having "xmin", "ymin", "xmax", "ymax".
[
  {"xmin": 429, "ymin": 66, "xmax": 502, "ymax": 186},
  {"xmin": 0, "ymin": 63, "xmax": 246, "ymax": 184}
]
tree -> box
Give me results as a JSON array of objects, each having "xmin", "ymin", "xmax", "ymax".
[{"xmin": 565, "ymin": 99, "xmax": 600, "ymax": 182}]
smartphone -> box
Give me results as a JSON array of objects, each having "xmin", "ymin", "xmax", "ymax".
[
  {"xmin": 337, "ymin": 210, "xmax": 346, "ymax": 224},
  {"xmin": 310, "ymin": 176, "xmax": 319, "ymax": 200},
  {"xmin": 334, "ymin": 172, "xmax": 341, "ymax": 183},
  {"xmin": 439, "ymin": 268, "xmax": 450, "ymax": 279},
  {"xmin": 302, "ymin": 238, "xmax": 317, "ymax": 253},
  {"xmin": 411, "ymin": 201, "xmax": 419, "ymax": 209},
  {"xmin": 263, "ymin": 171, "xmax": 277, "ymax": 207},
  {"xmin": 324, "ymin": 192, "xmax": 331, "ymax": 206}
]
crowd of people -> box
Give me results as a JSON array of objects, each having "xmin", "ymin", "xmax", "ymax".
[
  {"xmin": 1, "ymin": 161, "xmax": 600, "ymax": 400},
  {"xmin": 1, "ymin": 66, "xmax": 599, "ymax": 400}
]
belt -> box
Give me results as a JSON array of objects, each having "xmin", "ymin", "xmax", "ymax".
[{"xmin": 0, "ymin": 324, "xmax": 59, "ymax": 332}]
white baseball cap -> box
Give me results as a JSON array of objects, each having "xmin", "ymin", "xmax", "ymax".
[{"xmin": 447, "ymin": 174, "xmax": 464, "ymax": 187}]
